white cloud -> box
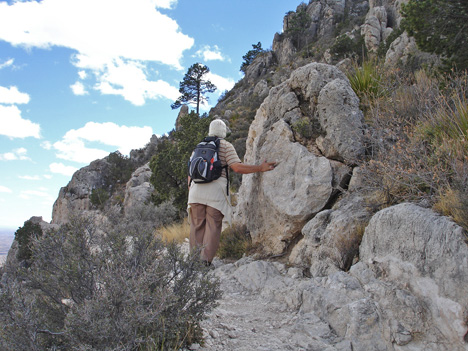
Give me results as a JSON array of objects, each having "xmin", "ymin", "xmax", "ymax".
[
  {"xmin": 0, "ymin": 0, "xmax": 193, "ymax": 67},
  {"xmin": 53, "ymin": 137, "xmax": 109, "ymax": 164},
  {"xmin": 41, "ymin": 141, "xmax": 53, "ymax": 150},
  {"xmin": 0, "ymin": 105, "xmax": 40, "ymax": 139},
  {"xmin": 19, "ymin": 175, "xmax": 42, "ymax": 180},
  {"xmin": 0, "ymin": 86, "xmax": 30, "ymax": 104},
  {"xmin": 0, "ymin": 0, "xmax": 193, "ymax": 105},
  {"xmin": 195, "ymin": 45, "xmax": 228, "ymax": 62},
  {"xmin": 70, "ymin": 81, "xmax": 88, "ymax": 96},
  {"xmin": 0, "ymin": 58, "xmax": 14, "ymax": 70},
  {"xmin": 0, "ymin": 148, "xmax": 30, "ymax": 161},
  {"xmin": 20, "ymin": 189, "xmax": 55, "ymax": 201},
  {"xmin": 78, "ymin": 70, "xmax": 87, "ymax": 79},
  {"xmin": 92, "ymin": 59, "xmax": 179, "ymax": 106},
  {"xmin": 206, "ymin": 72, "xmax": 235, "ymax": 94},
  {"xmin": 53, "ymin": 121, "xmax": 153, "ymax": 163},
  {"xmin": 154, "ymin": 0, "xmax": 178, "ymax": 9},
  {"xmin": 49, "ymin": 163, "xmax": 78, "ymax": 176},
  {"xmin": 0, "ymin": 186, "xmax": 12, "ymax": 193}
]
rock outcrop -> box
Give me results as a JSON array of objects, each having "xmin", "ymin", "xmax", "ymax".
[
  {"xmin": 235, "ymin": 62, "xmax": 363, "ymax": 255},
  {"xmin": 200, "ymin": 202, "xmax": 468, "ymax": 351},
  {"xmin": 362, "ymin": 5, "xmax": 392, "ymax": 52},
  {"xmin": 52, "ymin": 137, "xmax": 160, "ymax": 225},
  {"xmin": 52, "ymin": 158, "xmax": 111, "ymax": 225},
  {"xmin": 359, "ymin": 203, "xmax": 468, "ymax": 348},
  {"xmin": 122, "ymin": 163, "xmax": 154, "ymax": 216},
  {"xmin": 289, "ymin": 194, "xmax": 371, "ymax": 276},
  {"xmin": 385, "ymin": 31, "xmax": 418, "ymax": 66}
]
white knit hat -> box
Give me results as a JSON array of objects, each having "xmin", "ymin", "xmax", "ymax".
[{"xmin": 208, "ymin": 119, "xmax": 227, "ymax": 138}]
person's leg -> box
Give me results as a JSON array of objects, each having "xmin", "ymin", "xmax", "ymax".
[
  {"xmin": 189, "ymin": 203, "xmax": 206, "ymax": 253},
  {"xmin": 202, "ymin": 206, "xmax": 224, "ymax": 263}
]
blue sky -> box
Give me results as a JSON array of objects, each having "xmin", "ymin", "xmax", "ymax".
[{"xmin": 0, "ymin": 0, "xmax": 301, "ymax": 232}]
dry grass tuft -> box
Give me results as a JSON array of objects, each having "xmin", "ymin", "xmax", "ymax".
[
  {"xmin": 218, "ymin": 224, "xmax": 251, "ymax": 260},
  {"xmin": 157, "ymin": 218, "xmax": 190, "ymax": 243},
  {"xmin": 334, "ymin": 222, "xmax": 367, "ymax": 271},
  {"xmin": 433, "ymin": 187, "xmax": 468, "ymax": 233}
]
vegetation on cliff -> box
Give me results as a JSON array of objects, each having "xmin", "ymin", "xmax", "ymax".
[{"xmin": 1, "ymin": 210, "xmax": 220, "ymax": 350}]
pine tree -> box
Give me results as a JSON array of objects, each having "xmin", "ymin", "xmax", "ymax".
[
  {"xmin": 171, "ymin": 63, "xmax": 217, "ymax": 115},
  {"xmin": 240, "ymin": 42, "xmax": 265, "ymax": 73}
]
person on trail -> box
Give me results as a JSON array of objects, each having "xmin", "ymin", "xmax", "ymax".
[{"xmin": 187, "ymin": 119, "xmax": 276, "ymax": 265}]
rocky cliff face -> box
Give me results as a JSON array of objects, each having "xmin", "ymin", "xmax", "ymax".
[
  {"xmin": 235, "ymin": 62, "xmax": 363, "ymax": 255},
  {"xmin": 51, "ymin": 137, "xmax": 160, "ymax": 225}
]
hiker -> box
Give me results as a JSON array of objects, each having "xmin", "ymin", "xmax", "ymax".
[{"xmin": 188, "ymin": 119, "xmax": 276, "ymax": 265}]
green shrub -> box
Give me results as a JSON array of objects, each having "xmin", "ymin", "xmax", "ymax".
[
  {"xmin": 218, "ymin": 224, "xmax": 251, "ymax": 260},
  {"xmin": 0, "ymin": 212, "xmax": 221, "ymax": 350},
  {"xmin": 346, "ymin": 59, "xmax": 385, "ymax": 103},
  {"xmin": 106, "ymin": 151, "xmax": 135, "ymax": 185},
  {"xmin": 14, "ymin": 220, "xmax": 43, "ymax": 262},
  {"xmin": 149, "ymin": 112, "xmax": 212, "ymax": 215},
  {"xmin": 330, "ymin": 33, "xmax": 366, "ymax": 62},
  {"xmin": 292, "ymin": 117, "xmax": 314, "ymax": 140},
  {"xmin": 89, "ymin": 187, "xmax": 109, "ymax": 208}
]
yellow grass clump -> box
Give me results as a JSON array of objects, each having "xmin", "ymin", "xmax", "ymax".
[{"xmin": 157, "ymin": 218, "xmax": 190, "ymax": 243}]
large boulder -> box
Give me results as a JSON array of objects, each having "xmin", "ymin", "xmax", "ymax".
[
  {"xmin": 359, "ymin": 203, "xmax": 468, "ymax": 349},
  {"xmin": 234, "ymin": 63, "xmax": 364, "ymax": 255}
]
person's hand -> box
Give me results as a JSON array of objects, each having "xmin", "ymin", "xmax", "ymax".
[{"xmin": 260, "ymin": 160, "xmax": 277, "ymax": 172}]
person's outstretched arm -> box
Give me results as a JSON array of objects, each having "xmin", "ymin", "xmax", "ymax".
[{"xmin": 230, "ymin": 161, "xmax": 277, "ymax": 174}]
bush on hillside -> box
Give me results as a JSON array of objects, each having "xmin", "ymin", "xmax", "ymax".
[
  {"xmin": 330, "ymin": 33, "xmax": 366, "ymax": 62},
  {"xmin": 149, "ymin": 112, "xmax": 213, "ymax": 215},
  {"xmin": 0, "ymin": 211, "xmax": 221, "ymax": 350},
  {"xmin": 89, "ymin": 187, "xmax": 109, "ymax": 208},
  {"xmin": 106, "ymin": 151, "xmax": 135, "ymax": 186},
  {"xmin": 402, "ymin": 0, "xmax": 468, "ymax": 71},
  {"xmin": 14, "ymin": 219, "xmax": 43, "ymax": 263}
]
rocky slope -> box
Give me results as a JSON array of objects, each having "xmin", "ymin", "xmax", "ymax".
[
  {"xmin": 198, "ymin": 203, "xmax": 468, "ymax": 351},
  {"xmin": 8, "ymin": 1, "xmax": 468, "ymax": 350}
]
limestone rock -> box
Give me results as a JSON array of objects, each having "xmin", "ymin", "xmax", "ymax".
[
  {"xmin": 362, "ymin": 6, "xmax": 388, "ymax": 52},
  {"xmin": 123, "ymin": 163, "xmax": 154, "ymax": 216},
  {"xmin": 317, "ymin": 78, "xmax": 365, "ymax": 163},
  {"xmin": 252, "ymin": 79, "xmax": 270, "ymax": 100},
  {"xmin": 175, "ymin": 104, "xmax": 189, "ymax": 131},
  {"xmin": 205, "ymin": 247, "xmax": 468, "ymax": 351},
  {"xmin": 235, "ymin": 119, "xmax": 335, "ymax": 255},
  {"xmin": 289, "ymin": 194, "xmax": 371, "ymax": 276},
  {"xmin": 51, "ymin": 158, "xmax": 111, "ymax": 225},
  {"xmin": 272, "ymin": 33, "xmax": 296, "ymax": 67},
  {"xmin": 235, "ymin": 63, "xmax": 364, "ymax": 255},
  {"xmin": 385, "ymin": 31, "xmax": 417, "ymax": 66},
  {"xmin": 244, "ymin": 51, "xmax": 276, "ymax": 83},
  {"xmin": 359, "ymin": 203, "xmax": 468, "ymax": 349}
]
